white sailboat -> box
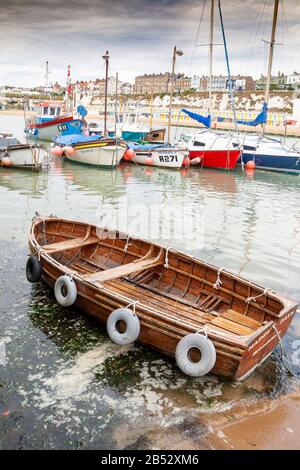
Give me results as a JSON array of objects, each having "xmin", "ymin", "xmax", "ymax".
[
  {"xmin": 237, "ymin": 0, "xmax": 300, "ymax": 173},
  {"xmin": 125, "ymin": 46, "xmax": 188, "ymax": 169}
]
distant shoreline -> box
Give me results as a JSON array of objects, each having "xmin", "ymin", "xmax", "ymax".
[{"xmin": 2, "ymin": 109, "xmax": 300, "ymax": 137}]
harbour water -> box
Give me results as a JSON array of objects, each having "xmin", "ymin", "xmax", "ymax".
[{"xmin": 0, "ymin": 113, "xmax": 300, "ymax": 449}]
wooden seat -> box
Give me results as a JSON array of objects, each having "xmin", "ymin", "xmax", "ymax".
[
  {"xmin": 84, "ymin": 248, "xmax": 164, "ymax": 284},
  {"xmin": 43, "ymin": 236, "xmax": 99, "ymax": 253},
  {"xmin": 223, "ymin": 309, "xmax": 262, "ymax": 329},
  {"xmin": 210, "ymin": 317, "xmax": 254, "ymax": 336}
]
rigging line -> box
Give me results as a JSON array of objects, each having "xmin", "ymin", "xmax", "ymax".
[
  {"xmin": 188, "ymin": 0, "xmax": 207, "ymax": 76},
  {"xmin": 282, "ymin": 0, "xmax": 296, "ymax": 74},
  {"xmin": 217, "ymin": 0, "xmax": 238, "ymax": 132},
  {"xmin": 262, "ymin": 0, "xmax": 273, "ymax": 77},
  {"xmin": 280, "ymin": 0, "xmax": 285, "ymax": 77},
  {"xmin": 244, "ymin": 0, "xmax": 269, "ymax": 77}
]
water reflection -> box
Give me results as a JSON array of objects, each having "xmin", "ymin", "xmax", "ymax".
[
  {"xmin": 0, "ymin": 168, "xmax": 48, "ymax": 196},
  {"xmin": 1, "ymin": 114, "xmax": 300, "ymax": 448}
]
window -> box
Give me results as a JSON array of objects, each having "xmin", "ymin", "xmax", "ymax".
[
  {"xmin": 43, "ymin": 107, "xmax": 49, "ymax": 115},
  {"xmin": 50, "ymin": 107, "xmax": 55, "ymax": 116}
]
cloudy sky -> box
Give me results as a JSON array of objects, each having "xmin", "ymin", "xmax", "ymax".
[{"xmin": 0, "ymin": 0, "xmax": 298, "ymax": 87}]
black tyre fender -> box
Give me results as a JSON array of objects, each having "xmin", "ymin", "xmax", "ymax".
[{"xmin": 26, "ymin": 255, "xmax": 42, "ymax": 283}]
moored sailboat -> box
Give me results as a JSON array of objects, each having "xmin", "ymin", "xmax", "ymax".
[
  {"xmin": 125, "ymin": 143, "xmax": 187, "ymax": 168},
  {"xmin": 180, "ymin": 0, "xmax": 242, "ymax": 170},
  {"xmin": 236, "ymin": 0, "xmax": 300, "ymax": 174}
]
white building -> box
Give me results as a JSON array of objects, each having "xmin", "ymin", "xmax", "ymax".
[
  {"xmin": 209, "ymin": 75, "xmax": 227, "ymax": 92},
  {"xmin": 121, "ymin": 82, "xmax": 133, "ymax": 95},
  {"xmin": 287, "ymin": 72, "xmax": 300, "ymax": 90},
  {"xmin": 191, "ymin": 75, "xmax": 201, "ymax": 91}
]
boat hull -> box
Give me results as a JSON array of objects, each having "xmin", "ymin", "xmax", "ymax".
[
  {"xmin": 0, "ymin": 145, "xmax": 47, "ymax": 169},
  {"xmin": 65, "ymin": 141, "xmax": 125, "ymax": 168},
  {"xmin": 241, "ymin": 152, "xmax": 300, "ymax": 174},
  {"xmin": 28, "ymin": 217, "xmax": 298, "ymax": 380},
  {"xmin": 132, "ymin": 148, "xmax": 186, "ymax": 168},
  {"xmin": 189, "ymin": 149, "xmax": 241, "ymax": 169},
  {"xmin": 26, "ymin": 117, "xmax": 83, "ymax": 141},
  {"xmin": 121, "ymin": 128, "xmax": 166, "ymax": 143}
]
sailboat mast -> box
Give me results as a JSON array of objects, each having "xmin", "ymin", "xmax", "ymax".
[
  {"xmin": 149, "ymin": 89, "xmax": 153, "ymax": 130},
  {"xmin": 45, "ymin": 61, "xmax": 49, "ymax": 89},
  {"xmin": 265, "ymin": 0, "xmax": 279, "ymax": 105},
  {"xmin": 103, "ymin": 50, "xmax": 109, "ymax": 136},
  {"xmin": 65, "ymin": 65, "xmax": 71, "ymax": 115},
  {"xmin": 208, "ymin": 0, "xmax": 214, "ymax": 121},
  {"xmin": 115, "ymin": 72, "xmax": 118, "ymax": 137},
  {"xmin": 167, "ymin": 46, "xmax": 177, "ymax": 144},
  {"xmin": 167, "ymin": 46, "xmax": 183, "ymax": 143}
]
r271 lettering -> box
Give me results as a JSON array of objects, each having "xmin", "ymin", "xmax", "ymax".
[{"xmin": 158, "ymin": 155, "xmax": 178, "ymax": 163}]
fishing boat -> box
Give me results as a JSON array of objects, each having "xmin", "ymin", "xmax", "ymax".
[
  {"xmin": 125, "ymin": 143, "xmax": 187, "ymax": 169},
  {"xmin": 27, "ymin": 216, "xmax": 298, "ymax": 380},
  {"xmin": 25, "ymin": 102, "xmax": 84, "ymax": 141},
  {"xmin": 55, "ymin": 134, "xmax": 126, "ymax": 169},
  {"xmin": 0, "ymin": 134, "xmax": 47, "ymax": 169}
]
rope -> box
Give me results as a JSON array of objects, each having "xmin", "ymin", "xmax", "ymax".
[
  {"xmin": 164, "ymin": 247, "xmax": 171, "ymax": 269},
  {"xmin": 125, "ymin": 300, "xmax": 139, "ymax": 315},
  {"xmin": 124, "ymin": 234, "xmax": 133, "ymax": 253},
  {"xmin": 65, "ymin": 269, "xmax": 77, "ymax": 280},
  {"xmin": 213, "ymin": 268, "xmax": 225, "ymax": 289},
  {"xmin": 246, "ymin": 287, "xmax": 272, "ymax": 303},
  {"xmin": 271, "ymin": 323, "xmax": 296, "ymax": 376},
  {"xmin": 195, "ymin": 326, "xmax": 209, "ymax": 338}
]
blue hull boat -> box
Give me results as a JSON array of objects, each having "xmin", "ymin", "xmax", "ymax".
[{"xmin": 242, "ymin": 151, "xmax": 300, "ymax": 174}]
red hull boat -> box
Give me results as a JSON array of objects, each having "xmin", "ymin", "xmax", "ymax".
[{"xmin": 189, "ymin": 149, "xmax": 241, "ymax": 170}]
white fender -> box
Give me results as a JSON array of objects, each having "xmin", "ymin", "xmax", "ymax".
[
  {"xmin": 175, "ymin": 333, "xmax": 216, "ymax": 377},
  {"xmin": 107, "ymin": 308, "xmax": 140, "ymax": 345},
  {"xmin": 54, "ymin": 275, "xmax": 77, "ymax": 307}
]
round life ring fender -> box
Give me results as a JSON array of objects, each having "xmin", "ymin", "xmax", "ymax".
[
  {"xmin": 54, "ymin": 275, "xmax": 77, "ymax": 307},
  {"xmin": 175, "ymin": 333, "xmax": 216, "ymax": 377},
  {"xmin": 106, "ymin": 308, "xmax": 140, "ymax": 345},
  {"xmin": 26, "ymin": 255, "xmax": 42, "ymax": 283}
]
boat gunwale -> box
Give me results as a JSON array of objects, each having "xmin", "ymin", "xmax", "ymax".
[{"xmin": 28, "ymin": 217, "xmax": 298, "ymax": 348}]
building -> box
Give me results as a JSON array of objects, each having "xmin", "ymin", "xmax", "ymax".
[
  {"xmin": 256, "ymin": 71, "xmax": 287, "ymax": 91},
  {"xmin": 191, "ymin": 74, "xmax": 255, "ymax": 92},
  {"xmin": 121, "ymin": 82, "xmax": 133, "ymax": 95},
  {"xmin": 134, "ymin": 73, "xmax": 169, "ymax": 94},
  {"xmin": 133, "ymin": 72, "xmax": 191, "ymax": 94},
  {"xmin": 52, "ymin": 82, "xmax": 65, "ymax": 94},
  {"xmin": 286, "ymin": 72, "xmax": 300, "ymax": 90},
  {"xmin": 234, "ymin": 75, "xmax": 255, "ymax": 92},
  {"xmin": 191, "ymin": 75, "xmax": 200, "ymax": 91},
  {"xmin": 72, "ymin": 77, "xmax": 123, "ymax": 97},
  {"xmin": 209, "ymin": 75, "xmax": 227, "ymax": 92}
]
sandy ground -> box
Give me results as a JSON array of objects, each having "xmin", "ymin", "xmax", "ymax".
[{"xmin": 204, "ymin": 394, "xmax": 300, "ymax": 450}]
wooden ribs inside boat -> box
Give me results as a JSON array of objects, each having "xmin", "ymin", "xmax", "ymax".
[{"xmin": 29, "ymin": 217, "xmax": 298, "ymax": 380}]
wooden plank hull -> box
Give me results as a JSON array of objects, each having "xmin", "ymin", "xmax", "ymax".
[{"xmin": 28, "ymin": 217, "xmax": 298, "ymax": 380}]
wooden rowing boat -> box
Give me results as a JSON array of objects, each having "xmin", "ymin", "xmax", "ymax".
[{"xmin": 27, "ymin": 216, "xmax": 298, "ymax": 380}]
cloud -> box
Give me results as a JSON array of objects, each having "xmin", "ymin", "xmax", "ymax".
[{"xmin": 0, "ymin": 0, "xmax": 299, "ymax": 87}]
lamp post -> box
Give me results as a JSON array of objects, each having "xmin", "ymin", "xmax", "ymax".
[{"xmin": 167, "ymin": 46, "xmax": 183, "ymax": 144}]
